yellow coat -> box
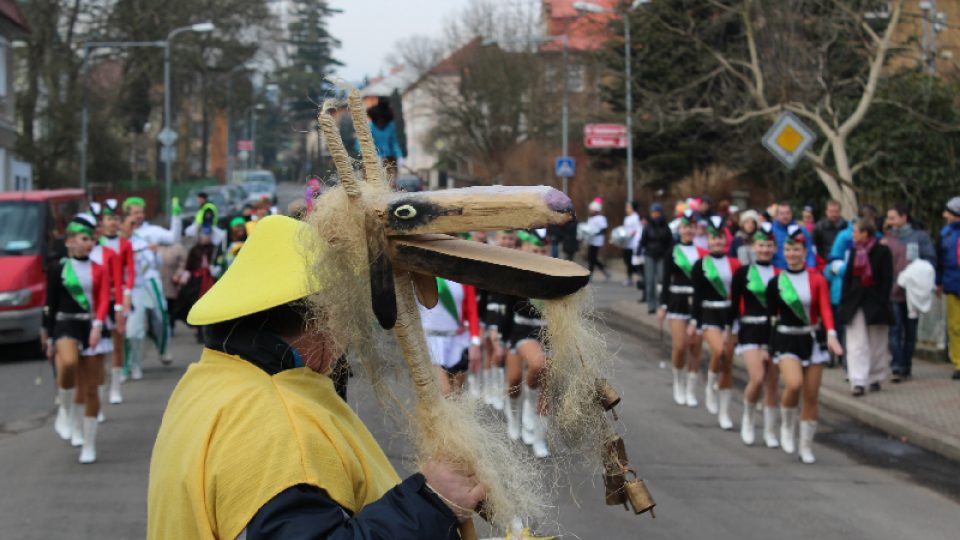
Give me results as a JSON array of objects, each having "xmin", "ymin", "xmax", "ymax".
[{"xmin": 147, "ymin": 348, "xmax": 401, "ymax": 539}]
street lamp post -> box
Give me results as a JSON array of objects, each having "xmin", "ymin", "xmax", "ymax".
[
  {"xmin": 80, "ymin": 41, "xmax": 165, "ymax": 193},
  {"xmin": 574, "ymin": 0, "xmax": 649, "ymax": 204},
  {"xmin": 163, "ymin": 22, "xmax": 215, "ymax": 215}
]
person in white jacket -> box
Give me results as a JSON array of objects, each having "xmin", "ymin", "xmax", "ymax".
[{"xmin": 897, "ymin": 258, "xmax": 937, "ymax": 320}]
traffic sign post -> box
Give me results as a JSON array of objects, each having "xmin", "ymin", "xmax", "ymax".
[
  {"xmin": 157, "ymin": 127, "xmax": 178, "ymax": 147},
  {"xmin": 555, "ymin": 156, "xmax": 575, "ymax": 178},
  {"xmin": 762, "ymin": 111, "xmax": 817, "ymax": 170}
]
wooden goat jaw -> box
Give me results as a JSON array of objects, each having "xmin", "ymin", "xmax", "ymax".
[{"xmin": 372, "ymin": 186, "xmax": 575, "ymax": 236}]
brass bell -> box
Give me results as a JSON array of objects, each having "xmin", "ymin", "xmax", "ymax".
[
  {"xmin": 604, "ymin": 435, "xmax": 629, "ymax": 468},
  {"xmin": 596, "ymin": 378, "xmax": 621, "ymax": 411},
  {"xmin": 603, "ymin": 470, "xmax": 627, "ymax": 506},
  {"xmin": 623, "ymin": 475, "xmax": 656, "ymax": 517}
]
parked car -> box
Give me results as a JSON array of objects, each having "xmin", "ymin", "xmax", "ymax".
[
  {"xmin": 232, "ymin": 170, "xmax": 277, "ymax": 203},
  {"xmin": 0, "ymin": 189, "xmax": 86, "ymax": 346},
  {"xmin": 242, "ymin": 181, "xmax": 276, "ymax": 206},
  {"xmin": 181, "ymin": 185, "xmax": 245, "ymax": 227}
]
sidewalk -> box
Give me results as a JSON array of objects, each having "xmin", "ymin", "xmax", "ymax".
[{"xmin": 602, "ymin": 293, "xmax": 960, "ymax": 463}]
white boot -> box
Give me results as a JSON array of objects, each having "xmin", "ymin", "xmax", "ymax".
[
  {"xmin": 717, "ymin": 389, "xmax": 734, "ymax": 430},
  {"xmin": 97, "ymin": 385, "xmax": 106, "ymax": 422},
  {"xmin": 491, "ymin": 368, "xmax": 505, "ymax": 411},
  {"xmin": 467, "ymin": 373, "xmax": 480, "ymax": 397},
  {"xmin": 705, "ymin": 371, "xmax": 719, "ymax": 414},
  {"xmin": 70, "ymin": 401, "xmax": 84, "ymax": 447},
  {"xmin": 109, "ymin": 367, "xmax": 123, "ymax": 404},
  {"xmin": 128, "ymin": 338, "xmax": 143, "ymax": 380},
  {"xmin": 799, "ymin": 420, "xmax": 817, "ymax": 464},
  {"xmin": 685, "ymin": 372, "xmax": 699, "ymax": 408},
  {"xmin": 481, "ymin": 368, "xmax": 492, "ymax": 405},
  {"xmin": 763, "ymin": 407, "xmax": 780, "ymax": 448},
  {"xmin": 54, "ymin": 388, "xmax": 75, "ymax": 441},
  {"xmin": 741, "ymin": 401, "xmax": 756, "ymax": 445},
  {"xmin": 780, "ymin": 407, "xmax": 798, "ymax": 454},
  {"xmin": 521, "ymin": 386, "xmax": 536, "ymax": 445},
  {"xmin": 505, "ymin": 396, "xmax": 521, "ymax": 441},
  {"xmin": 79, "ymin": 416, "xmax": 98, "ymax": 464},
  {"xmin": 671, "ymin": 368, "xmax": 686, "ymax": 405},
  {"xmin": 531, "ymin": 413, "xmax": 550, "ymax": 458}
]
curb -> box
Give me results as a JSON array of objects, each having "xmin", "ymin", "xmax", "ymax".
[{"xmin": 600, "ymin": 301, "xmax": 960, "ymax": 463}]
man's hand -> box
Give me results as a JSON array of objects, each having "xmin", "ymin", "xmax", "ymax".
[
  {"xmin": 656, "ymin": 307, "xmax": 666, "ymax": 321},
  {"xmin": 421, "ymin": 460, "xmax": 485, "ymax": 522}
]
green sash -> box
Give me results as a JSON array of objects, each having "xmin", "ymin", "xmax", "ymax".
[
  {"xmin": 746, "ymin": 265, "xmax": 767, "ymax": 307},
  {"xmin": 61, "ymin": 258, "xmax": 91, "ymax": 312},
  {"xmin": 673, "ymin": 246, "xmax": 694, "ymax": 279},
  {"xmin": 703, "ymin": 256, "xmax": 727, "ymax": 297},
  {"xmin": 436, "ymin": 278, "xmax": 460, "ymax": 322},
  {"xmin": 777, "ymin": 273, "xmax": 809, "ymax": 324}
]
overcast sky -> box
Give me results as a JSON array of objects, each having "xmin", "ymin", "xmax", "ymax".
[{"xmin": 328, "ymin": 0, "xmax": 472, "ymax": 83}]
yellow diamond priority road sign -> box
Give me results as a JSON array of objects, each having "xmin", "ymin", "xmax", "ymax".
[{"xmin": 762, "ymin": 111, "xmax": 817, "ymax": 170}]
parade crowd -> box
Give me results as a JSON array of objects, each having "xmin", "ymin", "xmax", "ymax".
[
  {"xmin": 42, "ymin": 191, "xmax": 274, "ymax": 464},
  {"xmin": 571, "ymin": 194, "xmax": 960, "ymax": 465}
]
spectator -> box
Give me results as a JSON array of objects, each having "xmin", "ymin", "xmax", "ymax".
[
  {"xmin": 586, "ymin": 198, "xmax": 611, "ymax": 281},
  {"xmin": 826, "ymin": 204, "xmax": 881, "ymax": 367},
  {"xmin": 884, "ymin": 203, "xmax": 937, "ymax": 382},
  {"xmin": 772, "ymin": 202, "xmax": 816, "ymax": 268},
  {"xmin": 801, "ymin": 205, "xmax": 816, "ymax": 236},
  {"xmin": 640, "ymin": 203, "xmax": 673, "ymax": 314},
  {"xmin": 157, "ymin": 243, "xmax": 188, "ymax": 335},
  {"xmin": 621, "ymin": 201, "xmax": 642, "ymax": 287},
  {"xmin": 937, "ymin": 196, "xmax": 960, "ymax": 380},
  {"xmin": 729, "ymin": 210, "xmax": 760, "ymax": 265},
  {"xmin": 196, "ymin": 191, "xmax": 208, "ymax": 209},
  {"xmin": 560, "ymin": 219, "xmax": 579, "ymax": 261},
  {"xmin": 842, "ymin": 218, "xmax": 894, "ymax": 396},
  {"xmin": 813, "ymin": 199, "xmax": 847, "ymax": 261}
]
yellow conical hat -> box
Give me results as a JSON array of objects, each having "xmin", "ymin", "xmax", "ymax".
[{"xmin": 187, "ymin": 215, "xmax": 321, "ymax": 325}]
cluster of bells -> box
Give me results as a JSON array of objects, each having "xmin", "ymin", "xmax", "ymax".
[{"xmin": 596, "ymin": 379, "xmax": 656, "ymax": 517}]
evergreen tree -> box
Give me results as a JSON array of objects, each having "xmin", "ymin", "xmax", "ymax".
[{"xmin": 278, "ymin": 0, "xmax": 342, "ymax": 124}]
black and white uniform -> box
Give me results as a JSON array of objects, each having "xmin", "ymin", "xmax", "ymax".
[
  {"xmin": 508, "ymin": 298, "xmax": 545, "ymax": 352},
  {"xmin": 46, "ymin": 258, "xmax": 95, "ymax": 345},
  {"xmin": 660, "ymin": 243, "xmax": 703, "ymax": 320},
  {"xmin": 729, "ymin": 262, "xmax": 777, "ymax": 354},
  {"xmin": 690, "ymin": 254, "xmax": 739, "ymax": 331},
  {"xmin": 765, "ymin": 268, "xmax": 833, "ymax": 367},
  {"xmin": 484, "ymin": 292, "xmax": 513, "ymax": 340}
]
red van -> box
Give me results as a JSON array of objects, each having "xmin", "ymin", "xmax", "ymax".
[{"xmin": 0, "ymin": 190, "xmax": 87, "ymax": 346}]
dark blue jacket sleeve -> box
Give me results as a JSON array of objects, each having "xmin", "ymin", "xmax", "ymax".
[{"xmin": 245, "ymin": 474, "xmax": 460, "ymax": 540}]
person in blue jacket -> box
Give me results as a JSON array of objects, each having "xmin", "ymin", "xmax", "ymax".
[
  {"xmin": 937, "ymin": 196, "xmax": 960, "ymax": 380},
  {"xmin": 365, "ymin": 98, "xmax": 405, "ymax": 178},
  {"xmin": 772, "ymin": 202, "xmax": 815, "ymax": 269}
]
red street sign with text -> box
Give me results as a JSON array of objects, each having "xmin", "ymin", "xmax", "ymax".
[
  {"xmin": 237, "ymin": 139, "xmax": 254, "ymax": 152},
  {"xmin": 584, "ymin": 124, "xmax": 628, "ymax": 148}
]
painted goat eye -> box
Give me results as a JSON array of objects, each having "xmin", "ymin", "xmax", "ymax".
[{"xmin": 394, "ymin": 204, "xmax": 417, "ymax": 220}]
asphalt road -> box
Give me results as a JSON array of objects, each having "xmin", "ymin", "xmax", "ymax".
[{"xmin": 1, "ymin": 184, "xmax": 958, "ymax": 538}]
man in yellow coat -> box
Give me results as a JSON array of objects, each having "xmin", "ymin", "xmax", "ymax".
[{"xmin": 147, "ymin": 215, "xmax": 484, "ymax": 539}]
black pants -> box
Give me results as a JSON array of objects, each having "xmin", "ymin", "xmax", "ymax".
[
  {"xmin": 621, "ymin": 248, "xmax": 635, "ymax": 280},
  {"xmin": 588, "ymin": 245, "xmax": 607, "ymax": 276}
]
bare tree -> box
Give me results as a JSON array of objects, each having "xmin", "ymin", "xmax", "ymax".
[{"xmin": 637, "ymin": 0, "xmax": 906, "ymax": 217}]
